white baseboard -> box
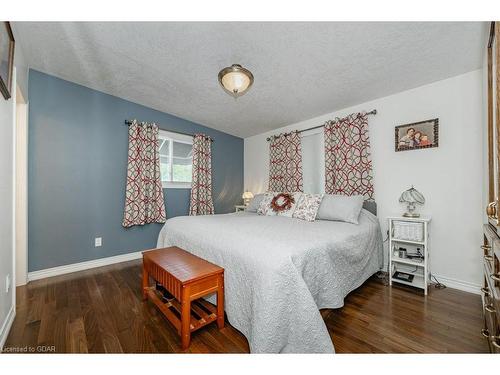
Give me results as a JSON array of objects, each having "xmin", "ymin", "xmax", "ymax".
[
  {"xmin": 382, "ymin": 262, "xmax": 481, "ymax": 295},
  {"xmin": 26, "ymin": 252, "xmax": 482, "ymax": 295},
  {"xmin": 432, "ymin": 274, "xmax": 481, "ymax": 295},
  {"xmin": 28, "ymin": 251, "xmax": 143, "ymax": 282},
  {"xmin": 0, "ymin": 306, "xmax": 16, "ymax": 350}
]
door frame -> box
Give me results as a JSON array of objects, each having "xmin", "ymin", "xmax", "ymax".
[{"xmin": 15, "ymin": 82, "xmax": 28, "ymax": 286}]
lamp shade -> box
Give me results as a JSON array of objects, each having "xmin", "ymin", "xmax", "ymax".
[
  {"xmin": 399, "ymin": 186, "xmax": 425, "ymax": 205},
  {"xmin": 399, "ymin": 186, "xmax": 425, "ymax": 218},
  {"xmin": 242, "ymin": 191, "xmax": 254, "ymax": 200},
  {"xmin": 218, "ymin": 64, "xmax": 254, "ymax": 98}
]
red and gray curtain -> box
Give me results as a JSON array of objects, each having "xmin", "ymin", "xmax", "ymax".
[
  {"xmin": 122, "ymin": 120, "xmax": 167, "ymax": 227},
  {"xmin": 268, "ymin": 131, "xmax": 303, "ymax": 192},
  {"xmin": 324, "ymin": 113, "xmax": 374, "ymax": 200},
  {"xmin": 189, "ymin": 134, "xmax": 215, "ymax": 215}
]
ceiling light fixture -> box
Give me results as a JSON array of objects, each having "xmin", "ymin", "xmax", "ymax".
[{"xmin": 218, "ymin": 64, "xmax": 254, "ymax": 98}]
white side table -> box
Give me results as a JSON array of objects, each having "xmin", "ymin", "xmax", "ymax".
[
  {"xmin": 235, "ymin": 205, "xmax": 247, "ymax": 213},
  {"xmin": 388, "ymin": 216, "xmax": 431, "ymax": 295}
]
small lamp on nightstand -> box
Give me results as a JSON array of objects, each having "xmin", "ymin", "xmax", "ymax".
[
  {"xmin": 242, "ymin": 191, "xmax": 254, "ymax": 206},
  {"xmin": 399, "ymin": 186, "xmax": 425, "ymax": 218}
]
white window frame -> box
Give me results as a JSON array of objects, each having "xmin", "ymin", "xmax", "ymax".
[{"xmin": 159, "ymin": 129, "xmax": 193, "ymax": 189}]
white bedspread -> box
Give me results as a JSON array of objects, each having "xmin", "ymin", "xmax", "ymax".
[{"xmin": 157, "ymin": 209, "xmax": 383, "ymax": 353}]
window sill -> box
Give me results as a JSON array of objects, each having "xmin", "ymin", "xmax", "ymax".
[{"xmin": 162, "ymin": 182, "xmax": 192, "ymax": 189}]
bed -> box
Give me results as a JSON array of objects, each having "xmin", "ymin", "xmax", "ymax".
[{"xmin": 156, "ymin": 208, "xmax": 383, "ymax": 353}]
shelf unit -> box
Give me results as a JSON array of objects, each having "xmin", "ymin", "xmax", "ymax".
[
  {"xmin": 388, "ymin": 216, "xmax": 431, "ymax": 295},
  {"xmin": 389, "ymin": 256, "xmax": 424, "ymax": 267},
  {"xmin": 234, "ymin": 205, "xmax": 246, "ymax": 213},
  {"xmin": 393, "ymin": 273, "xmax": 425, "ymax": 289}
]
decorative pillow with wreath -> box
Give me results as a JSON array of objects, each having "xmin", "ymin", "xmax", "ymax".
[
  {"xmin": 257, "ymin": 192, "xmax": 302, "ymax": 217},
  {"xmin": 292, "ymin": 194, "xmax": 324, "ymax": 222}
]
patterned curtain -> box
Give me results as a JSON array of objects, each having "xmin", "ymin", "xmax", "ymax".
[
  {"xmin": 268, "ymin": 131, "xmax": 303, "ymax": 192},
  {"xmin": 324, "ymin": 113, "xmax": 374, "ymax": 200},
  {"xmin": 122, "ymin": 120, "xmax": 166, "ymax": 227},
  {"xmin": 189, "ymin": 134, "xmax": 215, "ymax": 215}
]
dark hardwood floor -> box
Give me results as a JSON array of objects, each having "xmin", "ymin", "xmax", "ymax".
[{"xmin": 3, "ymin": 260, "xmax": 488, "ymax": 353}]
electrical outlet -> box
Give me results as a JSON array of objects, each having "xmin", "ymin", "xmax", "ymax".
[
  {"xmin": 5, "ymin": 274, "xmax": 10, "ymax": 293},
  {"xmin": 95, "ymin": 237, "xmax": 102, "ymax": 247}
]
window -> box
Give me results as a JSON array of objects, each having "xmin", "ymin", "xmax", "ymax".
[
  {"xmin": 301, "ymin": 131, "xmax": 325, "ymax": 194},
  {"xmin": 158, "ymin": 130, "xmax": 193, "ymax": 188}
]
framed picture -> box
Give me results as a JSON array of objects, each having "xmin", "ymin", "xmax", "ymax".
[
  {"xmin": 0, "ymin": 22, "xmax": 15, "ymax": 100},
  {"xmin": 395, "ymin": 118, "xmax": 439, "ymax": 152}
]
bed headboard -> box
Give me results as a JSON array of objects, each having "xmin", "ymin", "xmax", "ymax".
[{"xmin": 363, "ymin": 201, "xmax": 377, "ymax": 216}]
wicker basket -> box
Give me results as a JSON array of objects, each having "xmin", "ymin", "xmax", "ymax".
[{"xmin": 393, "ymin": 221, "xmax": 424, "ymax": 242}]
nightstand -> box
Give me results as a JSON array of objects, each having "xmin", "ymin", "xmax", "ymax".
[
  {"xmin": 235, "ymin": 205, "xmax": 247, "ymax": 213},
  {"xmin": 388, "ymin": 216, "xmax": 431, "ymax": 295}
]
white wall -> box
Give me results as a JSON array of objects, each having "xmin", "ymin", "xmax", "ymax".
[{"xmin": 245, "ymin": 70, "xmax": 484, "ymax": 292}]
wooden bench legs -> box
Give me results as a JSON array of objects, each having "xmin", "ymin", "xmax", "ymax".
[
  {"xmin": 181, "ymin": 286, "xmax": 191, "ymax": 350},
  {"xmin": 217, "ymin": 274, "xmax": 225, "ymax": 330},
  {"xmin": 142, "ymin": 264, "xmax": 149, "ymax": 301},
  {"xmin": 180, "ymin": 276, "xmax": 225, "ymax": 350}
]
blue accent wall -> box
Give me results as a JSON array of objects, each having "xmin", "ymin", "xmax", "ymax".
[{"xmin": 28, "ymin": 70, "xmax": 244, "ymax": 272}]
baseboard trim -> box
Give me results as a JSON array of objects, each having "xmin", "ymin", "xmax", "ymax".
[
  {"xmin": 27, "ymin": 253, "xmax": 482, "ymax": 295},
  {"xmin": 0, "ymin": 306, "xmax": 16, "ymax": 350},
  {"xmin": 432, "ymin": 274, "xmax": 481, "ymax": 295},
  {"xmin": 28, "ymin": 251, "xmax": 143, "ymax": 282},
  {"xmin": 382, "ymin": 259, "xmax": 481, "ymax": 295}
]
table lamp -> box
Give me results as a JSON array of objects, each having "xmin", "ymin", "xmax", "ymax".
[
  {"xmin": 399, "ymin": 186, "xmax": 425, "ymax": 217},
  {"xmin": 242, "ymin": 191, "xmax": 254, "ymax": 206}
]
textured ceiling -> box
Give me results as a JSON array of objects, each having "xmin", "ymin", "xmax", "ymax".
[{"xmin": 12, "ymin": 22, "xmax": 487, "ymax": 138}]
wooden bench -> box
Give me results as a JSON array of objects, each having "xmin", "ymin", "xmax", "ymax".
[{"xmin": 142, "ymin": 246, "xmax": 225, "ymax": 350}]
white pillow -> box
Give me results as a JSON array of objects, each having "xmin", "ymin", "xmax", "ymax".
[
  {"xmin": 270, "ymin": 192, "xmax": 302, "ymax": 217},
  {"xmin": 246, "ymin": 193, "xmax": 266, "ymax": 212},
  {"xmin": 258, "ymin": 192, "xmax": 302, "ymax": 217},
  {"xmin": 316, "ymin": 194, "xmax": 364, "ymax": 224},
  {"xmin": 292, "ymin": 194, "xmax": 323, "ymax": 222},
  {"xmin": 257, "ymin": 192, "xmax": 275, "ymax": 215}
]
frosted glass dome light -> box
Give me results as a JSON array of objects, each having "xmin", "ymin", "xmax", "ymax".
[{"xmin": 218, "ymin": 64, "xmax": 254, "ymax": 98}]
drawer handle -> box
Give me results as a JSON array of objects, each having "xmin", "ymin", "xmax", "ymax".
[
  {"xmin": 487, "ymin": 202, "xmax": 497, "ymax": 218},
  {"xmin": 485, "ymin": 255, "xmax": 494, "ymax": 262},
  {"xmin": 486, "ymin": 304, "xmax": 496, "ymax": 313},
  {"xmin": 482, "ymin": 287, "xmax": 491, "ymax": 295},
  {"xmin": 482, "ymin": 328, "xmax": 490, "ymax": 338},
  {"xmin": 491, "ymin": 336, "xmax": 500, "ymax": 349},
  {"xmin": 491, "ymin": 273, "xmax": 500, "ymax": 282},
  {"xmin": 482, "ymin": 245, "xmax": 492, "ymax": 250}
]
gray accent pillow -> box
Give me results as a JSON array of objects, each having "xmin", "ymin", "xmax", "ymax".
[
  {"xmin": 362, "ymin": 200, "xmax": 377, "ymax": 216},
  {"xmin": 316, "ymin": 194, "xmax": 364, "ymax": 224},
  {"xmin": 246, "ymin": 193, "xmax": 266, "ymax": 212}
]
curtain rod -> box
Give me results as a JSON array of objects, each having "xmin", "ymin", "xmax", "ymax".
[
  {"xmin": 124, "ymin": 120, "xmax": 214, "ymax": 142},
  {"xmin": 266, "ymin": 109, "xmax": 377, "ymax": 141}
]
